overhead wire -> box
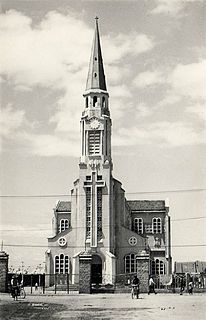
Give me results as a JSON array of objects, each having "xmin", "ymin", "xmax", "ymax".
[
  {"xmin": 1, "ymin": 215, "xmax": 206, "ymax": 232},
  {"xmin": 0, "ymin": 187, "xmax": 205, "ymax": 198},
  {"xmin": 3, "ymin": 243, "xmax": 206, "ymax": 249}
]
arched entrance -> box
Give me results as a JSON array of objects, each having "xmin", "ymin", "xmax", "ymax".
[{"xmin": 91, "ymin": 255, "xmax": 102, "ymax": 284}]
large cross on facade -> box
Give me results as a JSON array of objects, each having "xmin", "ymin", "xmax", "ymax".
[{"xmin": 84, "ymin": 171, "xmax": 105, "ymax": 248}]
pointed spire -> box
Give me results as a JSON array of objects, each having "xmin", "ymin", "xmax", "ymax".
[{"xmin": 86, "ymin": 17, "xmax": 107, "ymax": 92}]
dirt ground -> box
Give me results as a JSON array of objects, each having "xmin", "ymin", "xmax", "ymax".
[{"xmin": 0, "ymin": 292, "xmax": 206, "ymax": 320}]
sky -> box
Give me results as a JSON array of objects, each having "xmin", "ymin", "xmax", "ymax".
[{"xmin": 0, "ymin": 0, "xmax": 206, "ymax": 273}]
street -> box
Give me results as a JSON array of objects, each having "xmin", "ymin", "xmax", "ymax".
[{"xmin": 0, "ymin": 292, "xmax": 206, "ymax": 319}]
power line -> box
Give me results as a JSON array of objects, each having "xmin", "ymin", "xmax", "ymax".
[
  {"xmin": 3, "ymin": 243, "xmax": 206, "ymax": 249},
  {"xmin": 172, "ymin": 216, "xmax": 206, "ymax": 222},
  {"xmin": 0, "ymin": 188, "xmax": 205, "ymax": 198},
  {"xmin": 1, "ymin": 216, "xmax": 206, "ymax": 232}
]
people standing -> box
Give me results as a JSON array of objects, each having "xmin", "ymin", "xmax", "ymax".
[
  {"xmin": 148, "ymin": 276, "xmax": 157, "ymax": 295},
  {"xmin": 35, "ymin": 282, "xmax": 38, "ymax": 291},
  {"xmin": 180, "ymin": 276, "xmax": 185, "ymax": 295},
  {"xmin": 131, "ymin": 275, "xmax": 140, "ymax": 299},
  {"xmin": 188, "ymin": 280, "xmax": 194, "ymax": 294}
]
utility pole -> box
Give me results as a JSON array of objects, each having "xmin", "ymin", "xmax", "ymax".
[
  {"xmin": 21, "ymin": 261, "xmax": 24, "ymax": 283},
  {"xmin": 38, "ymin": 264, "xmax": 43, "ymax": 287}
]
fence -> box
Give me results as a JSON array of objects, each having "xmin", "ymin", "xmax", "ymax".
[{"xmin": 7, "ymin": 272, "xmax": 206, "ymax": 295}]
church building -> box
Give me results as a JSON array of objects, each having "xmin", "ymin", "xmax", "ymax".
[{"xmin": 45, "ymin": 19, "xmax": 172, "ymax": 292}]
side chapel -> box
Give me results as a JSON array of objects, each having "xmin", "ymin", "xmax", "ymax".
[{"xmin": 45, "ymin": 18, "xmax": 172, "ymax": 291}]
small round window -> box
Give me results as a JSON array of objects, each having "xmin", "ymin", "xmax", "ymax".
[
  {"xmin": 129, "ymin": 237, "xmax": 137, "ymax": 246},
  {"xmin": 58, "ymin": 237, "xmax": 67, "ymax": 247}
]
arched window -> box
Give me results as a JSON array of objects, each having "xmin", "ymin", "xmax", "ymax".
[
  {"xmin": 60, "ymin": 254, "xmax": 64, "ymax": 274},
  {"xmin": 152, "ymin": 217, "xmax": 162, "ymax": 233},
  {"xmin": 65, "ymin": 256, "xmax": 69, "ymax": 274},
  {"xmin": 102, "ymin": 96, "xmax": 106, "ymax": 108},
  {"xmin": 54, "ymin": 254, "xmax": 69, "ymax": 274},
  {"xmin": 59, "ymin": 219, "xmax": 69, "ymax": 233},
  {"xmin": 160, "ymin": 261, "xmax": 165, "ymax": 275},
  {"xmin": 124, "ymin": 253, "xmax": 136, "ymax": 273},
  {"xmin": 151, "ymin": 259, "xmax": 165, "ymax": 275},
  {"xmin": 151, "ymin": 260, "xmax": 156, "ymax": 275},
  {"xmin": 93, "ymin": 96, "xmax": 97, "ymax": 107},
  {"xmin": 155, "ymin": 259, "xmax": 160, "ymax": 275},
  {"xmin": 55, "ymin": 256, "xmax": 59, "ymax": 273},
  {"xmin": 85, "ymin": 97, "xmax": 88, "ymax": 108},
  {"xmin": 133, "ymin": 218, "xmax": 143, "ymax": 234}
]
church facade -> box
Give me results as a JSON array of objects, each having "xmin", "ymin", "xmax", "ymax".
[{"xmin": 45, "ymin": 19, "xmax": 172, "ymax": 289}]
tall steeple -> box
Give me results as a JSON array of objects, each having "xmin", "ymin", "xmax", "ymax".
[
  {"xmin": 80, "ymin": 17, "xmax": 111, "ymax": 167},
  {"xmin": 86, "ymin": 17, "xmax": 107, "ymax": 92}
]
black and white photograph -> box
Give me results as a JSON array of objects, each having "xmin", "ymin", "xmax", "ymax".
[{"xmin": 0, "ymin": 0, "xmax": 206, "ymax": 319}]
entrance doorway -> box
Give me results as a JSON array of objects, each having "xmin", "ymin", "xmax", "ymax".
[{"xmin": 91, "ymin": 255, "xmax": 102, "ymax": 284}]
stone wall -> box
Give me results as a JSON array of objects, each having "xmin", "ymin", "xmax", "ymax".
[
  {"xmin": 79, "ymin": 253, "xmax": 92, "ymax": 294},
  {"xmin": 0, "ymin": 251, "xmax": 9, "ymax": 293},
  {"xmin": 136, "ymin": 255, "xmax": 150, "ymax": 293}
]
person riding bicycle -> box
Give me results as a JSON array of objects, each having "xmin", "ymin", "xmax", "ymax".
[
  {"xmin": 11, "ymin": 276, "xmax": 19, "ymax": 301},
  {"xmin": 131, "ymin": 275, "xmax": 140, "ymax": 299}
]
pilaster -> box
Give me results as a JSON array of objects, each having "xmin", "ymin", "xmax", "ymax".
[
  {"xmin": 136, "ymin": 251, "xmax": 150, "ymax": 293},
  {"xmin": 0, "ymin": 251, "xmax": 9, "ymax": 293},
  {"xmin": 79, "ymin": 252, "xmax": 92, "ymax": 293}
]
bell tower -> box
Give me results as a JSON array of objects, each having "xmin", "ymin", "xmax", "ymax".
[
  {"xmin": 80, "ymin": 17, "xmax": 112, "ymax": 165},
  {"xmin": 76, "ymin": 17, "xmax": 114, "ymax": 250}
]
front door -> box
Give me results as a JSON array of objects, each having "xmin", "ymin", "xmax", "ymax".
[{"xmin": 91, "ymin": 255, "xmax": 102, "ymax": 284}]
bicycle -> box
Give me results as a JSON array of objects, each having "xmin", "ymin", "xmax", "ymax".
[
  {"xmin": 131, "ymin": 284, "xmax": 139, "ymax": 299},
  {"xmin": 19, "ymin": 286, "xmax": 26, "ymax": 299}
]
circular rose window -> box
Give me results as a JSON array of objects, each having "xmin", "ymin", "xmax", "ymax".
[
  {"xmin": 58, "ymin": 237, "xmax": 67, "ymax": 247},
  {"xmin": 129, "ymin": 237, "xmax": 137, "ymax": 246}
]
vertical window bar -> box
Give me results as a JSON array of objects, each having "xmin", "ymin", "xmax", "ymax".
[
  {"xmin": 86, "ymin": 187, "xmax": 91, "ymax": 239},
  {"xmin": 97, "ymin": 187, "xmax": 102, "ymax": 240}
]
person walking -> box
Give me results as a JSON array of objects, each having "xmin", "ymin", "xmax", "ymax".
[
  {"xmin": 11, "ymin": 276, "xmax": 19, "ymax": 301},
  {"xmin": 148, "ymin": 276, "xmax": 157, "ymax": 295},
  {"xmin": 188, "ymin": 280, "xmax": 194, "ymax": 294},
  {"xmin": 131, "ymin": 275, "xmax": 140, "ymax": 299},
  {"xmin": 180, "ymin": 276, "xmax": 185, "ymax": 295}
]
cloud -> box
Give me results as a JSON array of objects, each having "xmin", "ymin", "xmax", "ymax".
[
  {"xmin": 0, "ymin": 10, "xmax": 154, "ymax": 90},
  {"xmin": 133, "ymin": 70, "xmax": 164, "ymax": 88},
  {"xmin": 113, "ymin": 121, "xmax": 206, "ymax": 147},
  {"xmin": 151, "ymin": 0, "xmax": 203, "ymax": 16},
  {"xmin": 104, "ymin": 33, "xmax": 154, "ymax": 64},
  {"xmin": 187, "ymin": 103, "xmax": 206, "ymax": 123},
  {"xmin": 0, "ymin": 10, "xmax": 92, "ymax": 89},
  {"xmin": 158, "ymin": 93, "xmax": 181, "ymax": 106},
  {"xmin": 110, "ymin": 84, "xmax": 132, "ymax": 99},
  {"xmin": 22, "ymin": 132, "xmax": 80, "ymax": 157},
  {"xmin": 169, "ymin": 59, "xmax": 206, "ymax": 100},
  {"xmin": 0, "ymin": 10, "xmax": 154, "ymax": 156},
  {"xmin": 0, "ymin": 104, "xmax": 25, "ymax": 137},
  {"xmin": 135, "ymin": 103, "xmax": 152, "ymax": 117}
]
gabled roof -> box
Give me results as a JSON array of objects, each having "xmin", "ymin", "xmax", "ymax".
[
  {"xmin": 55, "ymin": 201, "xmax": 71, "ymax": 212},
  {"xmin": 127, "ymin": 200, "xmax": 166, "ymax": 211},
  {"xmin": 85, "ymin": 17, "xmax": 107, "ymax": 91}
]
